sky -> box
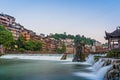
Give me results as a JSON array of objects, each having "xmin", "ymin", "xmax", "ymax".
[{"xmin": 0, "ymin": 0, "xmax": 120, "ymax": 43}]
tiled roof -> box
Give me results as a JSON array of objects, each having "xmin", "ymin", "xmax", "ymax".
[{"xmin": 105, "ymin": 27, "xmax": 120, "ymax": 39}]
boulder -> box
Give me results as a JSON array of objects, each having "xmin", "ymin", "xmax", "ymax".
[{"xmin": 105, "ymin": 61, "xmax": 120, "ymax": 80}]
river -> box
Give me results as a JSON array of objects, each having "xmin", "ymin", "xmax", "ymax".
[{"xmin": 0, "ymin": 54, "xmax": 111, "ymax": 80}]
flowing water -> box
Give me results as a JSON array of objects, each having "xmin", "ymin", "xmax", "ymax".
[
  {"xmin": 0, "ymin": 54, "xmax": 112, "ymax": 80},
  {"xmin": 85, "ymin": 54, "xmax": 95, "ymax": 65}
]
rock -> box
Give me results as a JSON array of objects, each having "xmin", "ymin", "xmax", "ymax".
[
  {"xmin": 105, "ymin": 60, "xmax": 120, "ymax": 80},
  {"xmin": 61, "ymin": 54, "xmax": 67, "ymax": 60},
  {"xmin": 106, "ymin": 69, "xmax": 119, "ymax": 80},
  {"xmin": 103, "ymin": 59, "xmax": 112, "ymax": 66}
]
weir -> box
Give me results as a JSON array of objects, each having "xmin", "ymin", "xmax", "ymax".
[
  {"xmin": 0, "ymin": 54, "xmax": 119, "ymax": 80},
  {"xmin": 86, "ymin": 54, "xmax": 95, "ymax": 65}
]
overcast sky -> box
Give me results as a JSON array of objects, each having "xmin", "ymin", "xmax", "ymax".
[{"xmin": 1, "ymin": 0, "xmax": 120, "ymax": 43}]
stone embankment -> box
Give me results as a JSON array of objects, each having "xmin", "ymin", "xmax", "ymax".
[{"xmin": 102, "ymin": 58, "xmax": 120, "ymax": 80}]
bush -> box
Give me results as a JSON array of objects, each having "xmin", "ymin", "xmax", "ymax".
[
  {"xmin": 94, "ymin": 56, "xmax": 101, "ymax": 62},
  {"xmin": 107, "ymin": 51, "xmax": 120, "ymax": 58},
  {"xmin": 19, "ymin": 48, "xmax": 25, "ymax": 53},
  {"xmin": 57, "ymin": 48, "xmax": 63, "ymax": 54},
  {"xmin": 24, "ymin": 40, "xmax": 42, "ymax": 51},
  {"xmin": 80, "ymin": 54, "xmax": 86, "ymax": 62}
]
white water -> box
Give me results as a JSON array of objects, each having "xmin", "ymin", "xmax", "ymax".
[
  {"xmin": 74, "ymin": 65, "xmax": 112, "ymax": 80},
  {"xmin": 0, "ymin": 54, "xmax": 113, "ymax": 80},
  {"xmin": 86, "ymin": 54, "xmax": 95, "ymax": 65},
  {"xmin": 95, "ymin": 65, "xmax": 112, "ymax": 79},
  {"xmin": 92, "ymin": 59, "xmax": 105, "ymax": 71},
  {"xmin": 0, "ymin": 54, "xmax": 73, "ymax": 61},
  {"xmin": 74, "ymin": 54, "xmax": 113, "ymax": 80}
]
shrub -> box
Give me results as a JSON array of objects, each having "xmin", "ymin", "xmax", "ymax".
[
  {"xmin": 94, "ymin": 56, "xmax": 101, "ymax": 62},
  {"xmin": 57, "ymin": 48, "xmax": 63, "ymax": 54},
  {"xmin": 19, "ymin": 48, "xmax": 25, "ymax": 53},
  {"xmin": 107, "ymin": 51, "xmax": 120, "ymax": 58},
  {"xmin": 80, "ymin": 54, "xmax": 86, "ymax": 62}
]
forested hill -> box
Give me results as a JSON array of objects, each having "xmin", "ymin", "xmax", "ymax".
[{"xmin": 49, "ymin": 33, "xmax": 96, "ymax": 45}]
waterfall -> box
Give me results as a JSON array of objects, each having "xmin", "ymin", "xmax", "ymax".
[
  {"xmin": 74, "ymin": 56, "xmax": 113, "ymax": 80},
  {"xmin": 95, "ymin": 65, "xmax": 112, "ymax": 79},
  {"xmin": 86, "ymin": 54, "xmax": 95, "ymax": 65},
  {"xmin": 92, "ymin": 59, "xmax": 105, "ymax": 71},
  {"xmin": 0, "ymin": 54, "xmax": 73, "ymax": 61},
  {"xmin": 74, "ymin": 64, "xmax": 112, "ymax": 80},
  {"xmin": 0, "ymin": 54, "xmax": 59, "ymax": 60}
]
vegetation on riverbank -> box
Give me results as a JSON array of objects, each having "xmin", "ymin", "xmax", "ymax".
[
  {"xmin": 0, "ymin": 25, "xmax": 42, "ymax": 53},
  {"xmin": 0, "ymin": 25, "xmax": 15, "ymax": 49},
  {"xmin": 57, "ymin": 43, "xmax": 66, "ymax": 54},
  {"xmin": 16, "ymin": 35, "xmax": 42, "ymax": 52},
  {"xmin": 50, "ymin": 33, "xmax": 95, "ymax": 45},
  {"xmin": 106, "ymin": 51, "xmax": 120, "ymax": 58}
]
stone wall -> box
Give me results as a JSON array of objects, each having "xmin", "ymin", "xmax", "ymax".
[{"xmin": 103, "ymin": 59, "xmax": 120, "ymax": 80}]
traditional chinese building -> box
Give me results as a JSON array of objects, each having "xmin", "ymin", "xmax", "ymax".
[{"xmin": 105, "ymin": 27, "xmax": 120, "ymax": 50}]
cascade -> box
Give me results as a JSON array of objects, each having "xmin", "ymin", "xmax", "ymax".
[
  {"xmin": 74, "ymin": 64, "xmax": 112, "ymax": 80},
  {"xmin": 92, "ymin": 59, "xmax": 105, "ymax": 71},
  {"xmin": 0, "ymin": 54, "xmax": 69, "ymax": 61},
  {"xmin": 0, "ymin": 54, "xmax": 73, "ymax": 61},
  {"xmin": 86, "ymin": 54, "xmax": 95, "ymax": 65},
  {"xmin": 95, "ymin": 65, "xmax": 112, "ymax": 79}
]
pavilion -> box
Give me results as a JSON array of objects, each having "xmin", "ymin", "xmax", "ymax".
[{"xmin": 105, "ymin": 27, "xmax": 120, "ymax": 51}]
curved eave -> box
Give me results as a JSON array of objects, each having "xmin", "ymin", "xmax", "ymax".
[{"xmin": 105, "ymin": 31, "xmax": 110, "ymax": 39}]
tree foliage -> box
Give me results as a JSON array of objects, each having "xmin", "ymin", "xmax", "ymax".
[
  {"xmin": 0, "ymin": 25, "xmax": 15, "ymax": 49},
  {"xmin": 50, "ymin": 33, "xmax": 95, "ymax": 45},
  {"xmin": 16, "ymin": 35, "xmax": 26, "ymax": 49},
  {"xmin": 57, "ymin": 43, "xmax": 66, "ymax": 54},
  {"xmin": 24, "ymin": 40, "xmax": 42, "ymax": 51}
]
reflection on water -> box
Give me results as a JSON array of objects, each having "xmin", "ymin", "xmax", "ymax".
[
  {"xmin": 0, "ymin": 54, "xmax": 111, "ymax": 80},
  {"xmin": 0, "ymin": 59, "xmax": 91, "ymax": 80}
]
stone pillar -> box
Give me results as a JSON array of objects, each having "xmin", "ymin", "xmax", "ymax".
[
  {"xmin": 72, "ymin": 43, "xmax": 85, "ymax": 62},
  {"xmin": 108, "ymin": 39, "xmax": 111, "ymax": 50},
  {"xmin": 108, "ymin": 39, "xmax": 109, "ymax": 50},
  {"xmin": 112, "ymin": 41, "xmax": 114, "ymax": 49},
  {"xmin": 118, "ymin": 40, "xmax": 120, "ymax": 48}
]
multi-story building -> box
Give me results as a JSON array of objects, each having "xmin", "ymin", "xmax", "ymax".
[
  {"xmin": 21, "ymin": 28, "xmax": 31, "ymax": 41},
  {"xmin": 6, "ymin": 23, "xmax": 24, "ymax": 40},
  {"xmin": 0, "ymin": 13, "xmax": 23, "ymax": 40},
  {"xmin": 0, "ymin": 14, "xmax": 9, "ymax": 27},
  {"xmin": 41, "ymin": 37, "xmax": 60, "ymax": 53},
  {"xmin": 41, "ymin": 38, "xmax": 50, "ymax": 53},
  {"xmin": 0, "ymin": 13, "xmax": 15, "ymax": 26},
  {"xmin": 61, "ymin": 39, "xmax": 74, "ymax": 54}
]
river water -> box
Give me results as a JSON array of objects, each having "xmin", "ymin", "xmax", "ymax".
[{"xmin": 0, "ymin": 54, "xmax": 111, "ymax": 80}]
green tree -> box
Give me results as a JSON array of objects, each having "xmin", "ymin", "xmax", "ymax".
[
  {"xmin": 16, "ymin": 35, "xmax": 26, "ymax": 49},
  {"xmin": 57, "ymin": 43, "xmax": 66, "ymax": 54},
  {"xmin": 0, "ymin": 25, "xmax": 15, "ymax": 49},
  {"xmin": 24, "ymin": 40, "xmax": 42, "ymax": 51},
  {"xmin": 57, "ymin": 48, "xmax": 62, "ymax": 54},
  {"xmin": 24, "ymin": 40, "xmax": 34, "ymax": 51},
  {"xmin": 33, "ymin": 40, "xmax": 42, "ymax": 51},
  {"xmin": 61, "ymin": 43, "xmax": 66, "ymax": 53},
  {"xmin": 51, "ymin": 33, "xmax": 95, "ymax": 45}
]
